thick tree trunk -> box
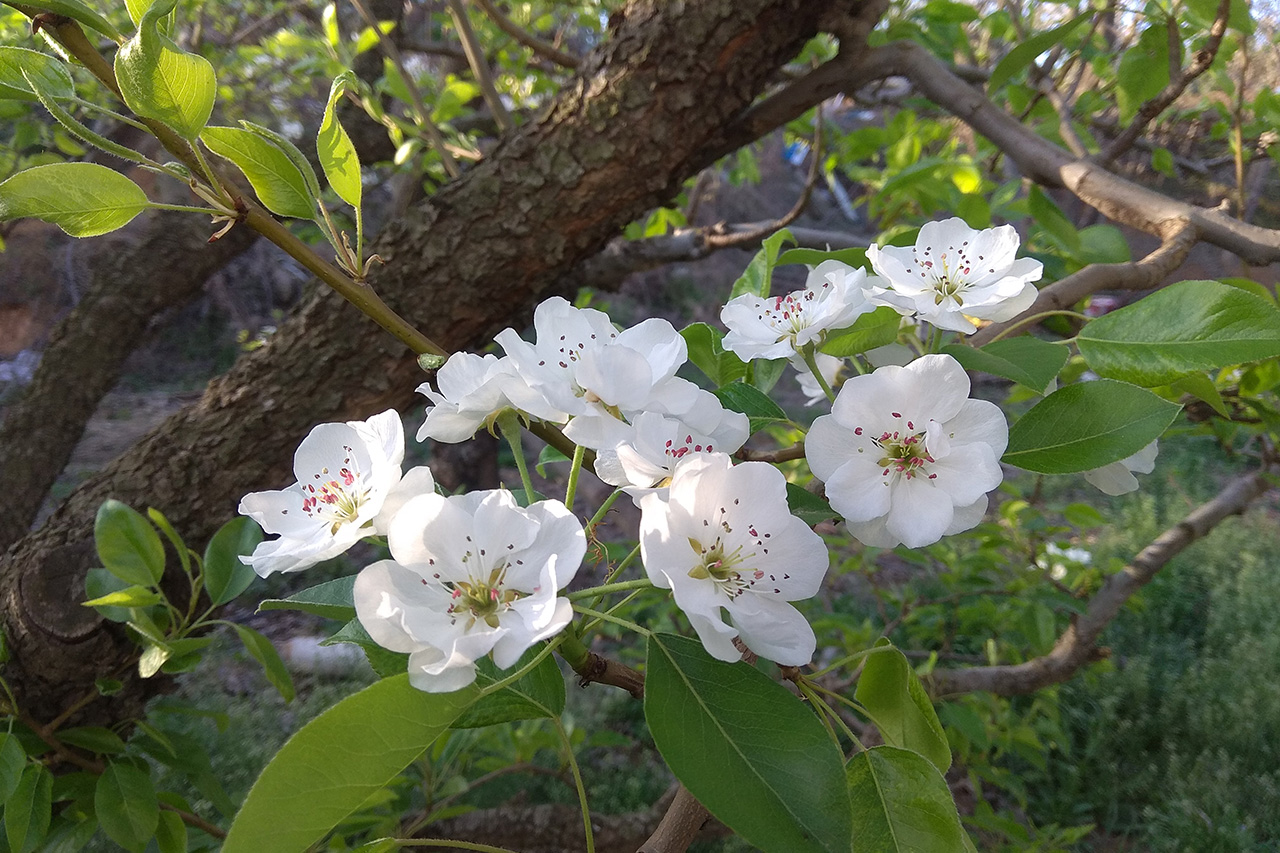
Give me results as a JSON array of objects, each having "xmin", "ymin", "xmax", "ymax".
[{"xmin": 1, "ymin": 0, "xmax": 873, "ymax": 726}]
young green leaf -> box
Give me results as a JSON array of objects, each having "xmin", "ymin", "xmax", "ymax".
[
  {"xmin": 714, "ymin": 380, "xmax": 788, "ymax": 434},
  {"xmin": 95, "ymin": 762, "xmax": 159, "ymax": 852},
  {"xmin": 11, "ymin": 0, "xmax": 123, "ymax": 41},
  {"xmin": 1003, "ymin": 380, "xmax": 1181, "ymax": 474},
  {"xmin": 95, "ymin": 499, "xmax": 165, "ymax": 587},
  {"xmin": 820, "ymin": 306, "xmax": 902, "ymax": 357},
  {"xmin": 146, "ymin": 508, "xmax": 190, "ymax": 577},
  {"xmin": 645, "ymin": 633, "xmax": 852, "ymax": 853},
  {"xmin": 318, "ymin": 72, "xmax": 363, "ymax": 209},
  {"xmin": 453, "ymin": 647, "xmax": 566, "ymax": 728},
  {"xmin": 847, "ymin": 746, "xmax": 969, "ymax": 852},
  {"xmin": 786, "ymin": 482, "xmax": 836, "ymax": 526},
  {"xmin": 223, "ymin": 675, "xmax": 478, "ymax": 853},
  {"xmin": 776, "ymin": 246, "xmax": 869, "ymax": 269},
  {"xmin": 749, "ymin": 356, "xmax": 789, "ymax": 395},
  {"xmin": 0, "ymin": 47, "xmax": 74, "ymax": 101},
  {"xmin": 321, "ymin": 617, "xmax": 409, "ymax": 678},
  {"xmin": 83, "ymin": 585, "xmax": 164, "ymax": 609},
  {"xmin": 84, "ymin": 568, "xmax": 134, "ymax": 623},
  {"xmin": 0, "ymin": 733, "xmax": 27, "ymax": 803},
  {"xmin": 681, "ymin": 322, "xmax": 748, "ymax": 387},
  {"xmin": 728, "ymin": 228, "xmax": 795, "ymax": 301},
  {"xmin": 0, "ymin": 163, "xmax": 150, "ymax": 237},
  {"xmin": 258, "ymin": 575, "xmax": 356, "ymax": 622},
  {"xmin": 203, "ymin": 516, "xmax": 263, "ymax": 605},
  {"xmin": 239, "ymin": 121, "xmax": 322, "ymax": 202},
  {"xmin": 6, "ymin": 764, "xmax": 53, "ymax": 853},
  {"xmin": 232, "ymin": 624, "xmax": 295, "ymax": 702},
  {"xmin": 201, "ymin": 126, "xmax": 318, "ymax": 220},
  {"xmin": 942, "ymin": 336, "xmax": 1069, "ymax": 395},
  {"xmin": 1077, "ymin": 280, "xmax": 1280, "ymax": 386},
  {"xmin": 987, "ymin": 12, "xmax": 1089, "ymax": 91},
  {"xmin": 854, "ymin": 640, "xmax": 951, "ymax": 773},
  {"xmin": 114, "ymin": 1, "xmax": 217, "ymax": 138}
]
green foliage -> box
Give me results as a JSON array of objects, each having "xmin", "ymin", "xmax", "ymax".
[
  {"xmin": 713, "ymin": 381, "xmax": 788, "ymax": 434},
  {"xmin": 203, "ymin": 517, "xmax": 263, "ymax": 605},
  {"xmin": 0, "ymin": 162, "xmax": 150, "ymax": 237},
  {"xmin": 259, "ymin": 575, "xmax": 358, "ymax": 622},
  {"xmin": 95, "ymin": 762, "xmax": 159, "ymax": 851},
  {"xmin": 231, "ymin": 624, "xmax": 295, "ymax": 702},
  {"xmin": 318, "ymin": 72, "xmax": 363, "ymax": 210},
  {"xmin": 821, "ymin": 306, "xmax": 903, "ymax": 358},
  {"xmin": 0, "ymin": 47, "xmax": 73, "ymax": 101},
  {"xmin": 645, "ymin": 633, "xmax": 852, "ymax": 853},
  {"xmin": 202, "ymin": 125, "xmax": 318, "ymax": 219},
  {"xmin": 728, "ymin": 229, "xmax": 794, "ymax": 301},
  {"xmin": 95, "ymin": 499, "xmax": 166, "ymax": 587},
  {"xmin": 454, "ymin": 648, "xmax": 566, "ymax": 728},
  {"xmin": 987, "ymin": 12, "xmax": 1089, "ymax": 91},
  {"xmin": 943, "ymin": 337, "xmax": 1069, "ymax": 395},
  {"xmin": 847, "ymin": 747, "xmax": 970, "ymax": 852},
  {"xmin": 682, "ymin": 322, "xmax": 749, "ymax": 388},
  {"xmin": 114, "ymin": 0, "xmax": 217, "ymax": 138},
  {"xmin": 855, "ymin": 641, "xmax": 951, "ymax": 773},
  {"xmin": 5, "ymin": 764, "xmax": 52, "ymax": 853}
]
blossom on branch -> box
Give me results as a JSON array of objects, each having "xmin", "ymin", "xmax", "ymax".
[
  {"xmin": 720, "ymin": 260, "xmax": 878, "ymax": 360},
  {"xmin": 867, "ymin": 218, "xmax": 1042, "ymax": 333},
  {"xmin": 1083, "ymin": 440, "xmax": 1158, "ymax": 495},
  {"xmin": 593, "ymin": 407, "xmax": 750, "ymax": 496},
  {"xmin": 639, "ymin": 453, "xmax": 829, "ymax": 665},
  {"xmin": 238, "ymin": 409, "xmax": 411, "ymax": 576},
  {"xmin": 416, "ymin": 352, "xmax": 568, "ymax": 443},
  {"xmin": 806, "ymin": 354, "xmax": 1007, "ymax": 549},
  {"xmin": 354, "ymin": 489, "xmax": 586, "ymax": 692}
]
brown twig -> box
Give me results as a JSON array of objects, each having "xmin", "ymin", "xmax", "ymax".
[
  {"xmin": 446, "ymin": 0, "xmax": 513, "ymax": 133},
  {"xmin": 573, "ymin": 651, "xmax": 646, "ymax": 699},
  {"xmin": 638, "ymin": 785, "xmax": 712, "ymax": 853},
  {"xmin": 469, "ymin": 0, "xmax": 580, "ymax": 69},
  {"xmin": 928, "ymin": 465, "xmax": 1278, "ymax": 696},
  {"xmin": 735, "ymin": 442, "xmax": 806, "ymax": 463},
  {"xmin": 160, "ymin": 802, "xmax": 227, "ymax": 840}
]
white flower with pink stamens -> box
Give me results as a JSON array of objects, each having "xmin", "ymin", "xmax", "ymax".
[
  {"xmin": 805, "ymin": 354, "xmax": 1007, "ymax": 548},
  {"xmin": 353, "ymin": 489, "xmax": 585, "ymax": 692},
  {"xmin": 239, "ymin": 409, "xmax": 418, "ymax": 576},
  {"xmin": 720, "ymin": 260, "xmax": 879, "ymax": 361},
  {"xmin": 867, "ymin": 218, "xmax": 1042, "ymax": 334},
  {"xmin": 639, "ymin": 453, "xmax": 829, "ymax": 665},
  {"xmin": 416, "ymin": 352, "xmax": 569, "ymax": 443},
  {"xmin": 594, "ymin": 408, "xmax": 750, "ymax": 497}
]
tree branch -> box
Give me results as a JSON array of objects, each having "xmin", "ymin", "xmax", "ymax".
[
  {"xmin": 927, "ymin": 465, "xmax": 1277, "ymax": 696},
  {"xmin": 469, "ymin": 0, "xmax": 580, "ymax": 69},
  {"xmin": 446, "ymin": 0, "xmax": 514, "ymax": 133},
  {"xmin": 638, "ymin": 785, "xmax": 713, "ymax": 853}
]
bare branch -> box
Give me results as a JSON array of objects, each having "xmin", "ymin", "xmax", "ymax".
[
  {"xmin": 1100, "ymin": 0, "xmax": 1231, "ymax": 165},
  {"xmin": 572, "ymin": 651, "xmax": 646, "ymax": 699},
  {"xmin": 736, "ymin": 442, "xmax": 806, "ymax": 463},
  {"xmin": 469, "ymin": 0, "xmax": 580, "ymax": 69},
  {"xmin": 970, "ymin": 219, "xmax": 1197, "ymax": 345},
  {"xmin": 928, "ymin": 466, "xmax": 1277, "ymax": 697},
  {"xmin": 446, "ymin": 0, "xmax": 514, "ymax": 133},
  {"xmin": 638, "ymin": 785, "xmax": 713, "ymax": 853}
]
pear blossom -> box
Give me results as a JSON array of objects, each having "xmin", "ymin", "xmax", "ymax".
[
  {"xmin": 792, "ymin": 352, "xmax": 846, "ymax": 407},
  {"xmin": 720, "ymin": 260, "xmax": 879, "ymax": 361},
  {"xmin": 805, "ymin": 354, "xmax": 1007, "ymax": 549},
  {"xmin": 1083, "ymin": 441, "xmax": 1158, "ymax": 496},
  {"xmin": 238, "ymin": 410, "xmax": 414, "ymax": 576},
  {"xmin": 416, "ymin": 351, "xmax": 568, "ymax": 443},
  {"xmin": 639, "ymin": 453, "xmax": 829, "ymax": 665},
  {"xmin": 593, "ymin": 407, "xmax": 750, "ymax": 496},
  {"xmin": 867, "ymin": 218, "xmax": 1042, "ymax": 334},
  {"xmin": 354, "ymin": 489, "xmax": 586, "ymax": 692}
]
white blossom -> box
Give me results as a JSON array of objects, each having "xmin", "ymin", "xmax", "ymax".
[
  {"xmin": 416, "ymin": 352, "xmax": 568, "ymax": 443},
  {"xmin": 239, "ymin": 410, "xmax": 412, "ymax": 576},
  {"xmin": 639, "ymin": 453, "xmax": 829, "ymax": 665},
  {"xmin": 805, "ymin": 354, "xmax": 1007, "ymax": 549},
  {"xmin": 720, "ymin": 260, "xmax": 879, "ymax": 360},
  {"xmin": 593, "ymin": 407, "xmax": 750, "ymax": 496},
  {"xmin": 354, "ymin": 489, "xmax": 586, "ymax": 692},
  {"xmin": 1083, "ymin": 441, "xmax": 1158, "ymax": 496},
  {"xmin": 867, "ymin": 218, "xmax": 1042, "ymax": 334}
]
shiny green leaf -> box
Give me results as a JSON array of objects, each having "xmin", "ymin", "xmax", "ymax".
[
  {"xmin": 114, "ymin": 1, "xmax": 216, "ymax": 138},
  {"xmin": 0, "ymin": 47, "xmax": 74, "ymax": 101},
  {"xmin": 453, "ymin": 647, "xmax": 565, "ymax": 728},
  {"xmin": 0, "ymin": 163, "xmax": 149, "ymax": 237},
  {"xmin": 204, "ymin": 516, "xmax": 263, "ymax": 605},
  {"xmin": 318, "ymin": 72, "xmax": 362, "ymax": 208},
  {"xmin": 95, "ymin": 499, "xmax": 165, "ymax": 587},
  {"xmin": 201, "ymin": 126, "xmax": 317, "ymax": 220},
  {"xmin": 847, "ymin": 746, "xmax": 968, "ymax": 852},
  {"xmin": 6, "ymin": 764, "xmax": 52, "ymax": 853},
  {"xmin": 821, "ymin": 306, "xmax": 903, "ymax": 357},
  {"xmin": 729, "ymin": 228, "xmax": 794, "ymax": 300},
  {"xmin": 259, "ymin": 575, "xmax": 356, "ymax": 622},
  {"xmin": 855, "ymin": 640, "xmax": 951, "ymax": 773},
  {"xmin": 95, "ymin": 762, "xmax": 159, "ymax": 851},
  {"xmin": 942, "ymin": 336, "xmax": 1068, "ymax": 395}
]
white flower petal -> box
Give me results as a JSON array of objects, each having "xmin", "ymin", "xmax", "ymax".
[{"xmin": 727, "ymin": 595, "xmax": 816, "ymax": 665}]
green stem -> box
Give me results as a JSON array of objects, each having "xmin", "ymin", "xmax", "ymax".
[
  {"xmin": 72, "ymin": 96, "xmax": 151, "ymax": 132},
  {"xmin": 985, "ymin": 309, "xmax": 1091, "ymax": 344},
  {"xmin": 810, "ymin": 643, "xmax": 897, "ymax": 678},
  {"xmin": 564, "ymin": 443, "xmax": 586, "ymax": 510},
  {"xmin": 586, "ymin": 490, "xmax": 621, "ymax": 532},
  {"xmin": 800, "ymin": 343, "xmax": 837, "ymax": 404},
  {"xmin": 554, "ymin": 718, "xmax": 595, "ymax": 853},
  {"xmin": 582, "ymin": 587, "xmax": 646, "ymax": 635},
  {"xmin": 497, "ymin": 413, "xmax": 536, "ymax": 504},
  {"xmin": 585, "ymin": 543, "xmax": 643, "ymax": 614},
  {"xmin": 927, "ymin": 324, "xmax": 945, "ymax": 354},
  {"xmin": 146, "ymin": 202, "xmax": 222, "ymax": 215},
  {"xmin": 557, "ymin": 623, "xmax": 591, "ymax": 670},
  {"xmin": 797, "ymin": 679, "xmax": 850, "ymax": 750},
  {"xmin": 571, "ymin": 605, "xmax": 649, "ymax": 636},
  {"xmin": 567, "ymin": 578, "xmax": 652, "ymax": 602},
  {"xmin": 480, "ymin": 636, "xmax": 564, "ymax": 696}
]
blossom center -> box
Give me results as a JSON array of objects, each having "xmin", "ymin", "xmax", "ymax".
[
  {"xmin": 756, "ymin": 284, "xmax": 831, "ymax": 342},
  {"xmin": 684, "ymin": 502, "xmax": 782, "ymax": 599},
  {"xmin": 908, "ymin": 241, "xmax": 999, "ymax": 306},
  {"xmin": 856, "ymin": 414, "xmax": 938, "ymax": 482},
  {"xmin": 301, "ymin": 445, "xmax": 371, "ymax": 533},
  {"xmin": 664, "ymin": 433, "xmax": 713, "ymax": 462},
  {"xmin": 443, "ymin": 563, "xmax": 522, "ymax": 630}
]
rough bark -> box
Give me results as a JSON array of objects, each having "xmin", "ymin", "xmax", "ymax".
[{"xmin": 1, "ymin": 0, "xmax": 873, "ymax": 726}]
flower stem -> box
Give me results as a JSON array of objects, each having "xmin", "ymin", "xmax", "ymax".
[
  {"xmin": 984, "ymin": 309, "xmax": 1091, "ymax": 344},
  {"xmin": 571, "ymin": 605, "xmax": 649, "ymax": 636},
  {"xmin": 557, "ymin": 623, "xmax": 591, "ymax": 670},
  {"xmin": 146, "ymin": 202, "xmax": 223, "ymax": 215},
  {"xmin": 802, "ymin": 680, "xmax": 866, "ymax": 752},
  {"xmin": 800, "ymin": 344, "xmax": 837, "ymax": 404},
  {"xmin": 567, "ymin": 578, "xmax": 653, "ymax": 601},
  {"xmin": 564, "ymin": 443, "xmax": 586, "ymax": 510},
  {"xmin": 480, "ymin": 635, "xmax": 564, "ymax": 697},
  {"xmin": 497, "ymin": 413, "xmax": 536, "ymax": 505},
  {"xmin": 586, "ymin": 489, "xmax": 621, "ymax": 533},
  {"xmin": 810, "ymin": 643, "xmax": 898, "ymax": 678},
  {"xmin": 554, "ymin": 717, "xmax": 595, "ymax": 853},
  {"xmin": 582, "ymin": 587, "xmax": 646, "ymax": 635}
]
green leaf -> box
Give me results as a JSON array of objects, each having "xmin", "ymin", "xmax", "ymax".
[
  {"xmin": 155, "ymin": 810, "xmax": 187, "ymax": 853},
  {"xmin": 13, "ymin": 0, "xmax": 123, "ymax": 40},
  {"xmin": 259, "ymin": 575, "xmax": 356, "ymax": 622},
  {"xmin": 321, "ymin": 618, "xmax": 410, "ymax": 678},
  {"xmin": 0, "ymin": 733, "xmax": 27, "ymax": 803},
  {"xmin": 84, "ymin": 568, "xmax": 133, "ymax": 623},
  {"xmin": 95, "ymin": 499, "xmax": 165, "ymax": 587},
  {"xmin": 714, "ymin": 381, "xmax": 788, "ymax": 435},
  {"xmin": 1077, "ymin": 280, "xmax": 1280, "ymax": 386},
  {"xmin": 729, "ymin": 228, "xmax": 794, "ymax": 301},
  {"xmin": 1151, "ymin": 146, "xmax": 1176, "ymax": 178},
  {"xmin": 95, "ymin": 762, "xmax": 159, "ymax": 852},
  {"xmin": 6, "ymin": 764, "xmax": 52, "ymax": 853},
  {"xmin": 83, "ymin": 585, "xmax": 163, "ymax": 609},
  {"xmin": 854, "ymin": 641, "xmax": 951, "ymax": 773},
  {"xmin": 1028, "ymin": 185, "xmax": 1080, "ymax": 254},
  {"xmin": 232, "ymin": 625, "xmax": 295, "ymax": 702},
  {"xmin": 114, "ymin": 1, "xmax": 217, "ymax": 138},
  {"xmin": 750, "ymin": 356, "xmax": 789, "ymax": 395},
  {"xmin": 319, "ymin": 72, "xmax": 363, "ymax": 209},
  {"xmin": 139, "ymin": 642, "xmax": 171, "ymax": 678},
  {"xmin": 1003, "ymin": 380, "xmax": 1181, "ymax": 474},
  {"xmin": 942, "ymin": 337, "xmax": 1068, "ymax": 395},
  {"xmin": 201, "ymin": 126, "xmax": 317, "ymax": 220},
  {"xmin": 0, "ymin": 163, "xmax": 149, "ymax": 237},
  {"xmin": 1169, "ymin": 372, "xmax": 1229, "ymax": 418},
  {"xmin": 645, "ymin": 633, "xmax": 852, "ymax": 852},
  {"xmin": 821, "ymin": 306, "xmax": 903, "ymax": 357},
  {"xmin": 223, "ymin": 675, "xmax": 478, "ymax": 853},
  {"xmin": 776, "ymin": 247, "xmax": 869, "ymax": 269},
  {"xmin": 239, "ymin": 121, "xmax": 323, "ymax": 202},
  {"xmin": 988, "ymin": 12, "xmax": 1088, "ymax": 90},
  {"xmin": 453, "ymin": 647, "xmax": 565, "ymax": 728},
  {"xmin": 134, "ymin": 730, "xmax": 235, "ymax": 817},
  {"xmin": 204, "ymin": 516, "xmax": 263, "ymax": 605},
  {"xmin": 146, "ymin": 508, "xmax": 190, "ymax": 578},
  {"xmin": 681, "ymin": 322, "xmax": 748, "ymax": 387},
  {"xmin": 57, "ymin": 726, "xmax": 126, "ymax": 755},
  {"xmin": 0, "ymin": 47, "xmax": 74, "ymax": 102},
  {"xmin": 847, "ymin": 746, "xmax": 968, "ymax": 852},
  {"xmin": 1116, "ymin": 24, "xmax": 1172, "ymax": 123},
  {"xmin": 786, "ymin": 482, "xmax": 836, "ymax": 526},
  {"xmin": 1077, "ymin": 224, "xmax": 1131, "ymax": 265}
]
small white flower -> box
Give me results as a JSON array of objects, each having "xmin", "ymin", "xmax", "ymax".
[
  {"xmin": 1083, "ymin": 441, "xmax": 1158, "ymax": 496},
  {"xmin": 354, "ymin": 489, "xmax": 586, "ymax": 692},
  {"xmin": 239, "ymin": 410, "xmax": 412, "ymax": 576},
  {"xmin": 416, "ymin": 352, "xmax": 568, "ymax": 443},
  {"xmin": 805, "ymin": 354, "xmax": 1008, "ymax": 549},
  {"xmin": 594, "ymin": 407, "xmax": 750, "ymax": 496},
  {"xmin": 721, "ymin": 260, "xmax": 879, "ymax": 361},
  {"xmin": 867, "ymin": 218, "xmax": 1042, "ymax": 334},
  {"xmin": 639, "ymin": 453, "xmax": 829, "ymax": 665},
  {"xmin": 792, "ymin": 352, "xmax": 846, "ymax": 407}
]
